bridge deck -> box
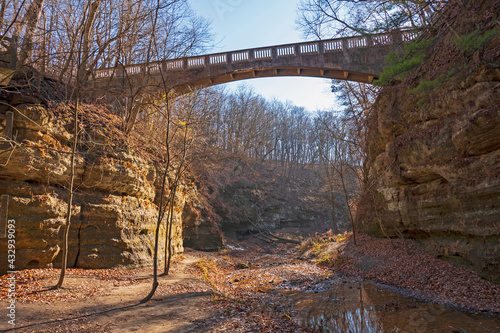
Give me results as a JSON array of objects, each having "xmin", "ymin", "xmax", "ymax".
[{"xmin": 92, "ymin": 29, "xmax": 418, "ymax": 94}]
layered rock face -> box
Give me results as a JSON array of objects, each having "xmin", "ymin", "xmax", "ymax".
[
  {"xmin": 0, "ymin": 97, "xmax": 220, "ymax": 274},
  {"xmin": 182, "ymin": 193, "xmax": 224, "ymax": 251},
  {"xmin": 196, "ymin": 162, "xmax": 332, "ymax": 240},
  {"xmin": 359, "ymin": 0, "xmax": 500, "ymax": 283}
]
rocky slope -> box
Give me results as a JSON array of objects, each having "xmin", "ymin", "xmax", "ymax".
[
  {"xmin": 0, "ymin": 86, "xmax": 223, "ymax": 275},
  {"xmin": 358, "ymin": 0, "xmax": 500, "ymax": 283},
  {"xmin": 193, "ymin": 160, "xmax": 333, "ymax": 240}
]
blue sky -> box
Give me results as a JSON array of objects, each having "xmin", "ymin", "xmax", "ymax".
[{"xmin": 188, "ymin": 0, "xmax": 336, "ymax": 111}]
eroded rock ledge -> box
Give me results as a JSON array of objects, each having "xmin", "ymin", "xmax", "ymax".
[
  {"xmin": 358, "ymin": 0, "xmax": 500, "ymax": 283},
  {"xmin": 0, "ymin": 96, "xmax": 223, "ymax": 274}
]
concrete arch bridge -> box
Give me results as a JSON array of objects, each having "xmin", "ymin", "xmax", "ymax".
[{"xmin": 92, "ymin": 29, "xmax": 419, "ymax": 95}]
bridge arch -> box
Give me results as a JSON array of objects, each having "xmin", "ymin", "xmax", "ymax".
[{"xmin": 92, "ymin": 29, "xmax": 418, "ymax": 95}]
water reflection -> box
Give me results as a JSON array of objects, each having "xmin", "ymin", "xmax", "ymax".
[
  {"xmin": 281, "ymin": 279, "xmax": 500, "ymax": 333},
  {"xmin": 295, "ymin": 308, "xmax": 383, "ymax": 333}
]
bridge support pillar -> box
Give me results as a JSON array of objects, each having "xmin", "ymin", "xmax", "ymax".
[
  {"xmin": 318, "ymin": 41, "xmax": 324, "ymax": 54},
  {"xmin": 391, "ymin": 30, "xmax": 404, "ymax": 45}
]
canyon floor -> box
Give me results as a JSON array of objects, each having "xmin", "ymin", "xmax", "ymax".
[{"xmin": 1, "ymin": 233, "xmax": 499, "ymax": 332}]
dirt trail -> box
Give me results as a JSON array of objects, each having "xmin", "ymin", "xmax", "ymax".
[
  {"xmin": 1, "ymin": 254, "xmax": 219, "ymax": 333},
  {"xmin": 1, "ymin": 244, "xmax": 315, "ymax": 333}
]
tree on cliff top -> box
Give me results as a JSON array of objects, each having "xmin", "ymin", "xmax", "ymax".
[
  {"xmin": 297, "ymin": 0, "xmax": 446, "ymax": 39},
  {"xmin": 0, "ymin": 0, "xmax": 211, "ymax": 111}
]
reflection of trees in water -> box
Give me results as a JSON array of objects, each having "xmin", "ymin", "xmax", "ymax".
[
  {"xmin": 292, "ymin": 281, "xmax": 499, "ymax": 333},
  {"xmin": 299, "ymin": 282, "xmax": 384, "ymax": 333},
  {"xmin": 302, "ymin": 307, "xmax": 383, "ymax": 332}
]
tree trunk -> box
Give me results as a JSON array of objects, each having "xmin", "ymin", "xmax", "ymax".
[
  {"xmin": 141, "ymin": 165, "xmax": 168, "ymax": 303},
  {"xmin": 77, "ymin": 0, "xmax": 101, "ymax": 85},
  {"xmin": 142, "ymin": 91, "xmax": 172, "ymax": 302},
  {"xmin": 339, "ymin": 162, "xmax": 357, "ymax": 245},
  {"xmin": 329, "ymin": 188, "xmax": 338, "ymax": 234},
  {"xmin": 163, "ymin": 115, "xmax": 191, "ymax": 276},
  {"xmin": 18, "ymin": 0, "xmax": 45, "ymax": 68},
  {"xmin": 55, "ymin": 91, "xmax": 79, "ymax": 289},
  {"xmin": 0, "ymin": 0, "xmax": 7, "ymax": 33},
  {"xmin": 163, "ymin": 187, "xmax": 176, "ymax": 275}
]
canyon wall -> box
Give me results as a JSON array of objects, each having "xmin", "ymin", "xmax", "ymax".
[
  {"xmin": 194, "ymin": 161, "xmax": 333, "ymax": 240},
  {"xmin": 0, "ymin": 94, "xmax": 223, "ymax": 275},
  {"xmin": 358, "ymin": 0, "xmax": 500, "ymax": 283}
]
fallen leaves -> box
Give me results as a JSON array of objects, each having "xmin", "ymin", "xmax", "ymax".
[
  {"xmin": 1, "ymin": 233, "xmax": 498, "ymax": 333},
  {"xmin": 315, "ymin": 233, "xmax": 500, "ymax": 314},
  {"xmin": 0, "ymin": 268, "xmax": 140, "ymax": 303},
  {"xmin": 186, "ymin": 245, "xmax": 325, "ymax": 332}
]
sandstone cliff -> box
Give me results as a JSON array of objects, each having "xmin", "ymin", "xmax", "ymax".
[
  {"xmin": 0, "ymin": 87, "xmax": 223, "ymax": 275},
  {"xmin": 358, "ymin": 0, "xmax": 500, "ymax": 283},
  {"xmin": 192, "ymin": 160, "xmax": 333, "ymax": 240}
]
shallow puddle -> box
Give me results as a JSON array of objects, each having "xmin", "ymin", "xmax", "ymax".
[{"xmin": 280, "ymin": 278, "xmax": 500, "ymax": 333}]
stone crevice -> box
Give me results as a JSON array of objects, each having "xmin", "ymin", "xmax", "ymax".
[{"xmin": 73, "ymin": 204, "xmax": 83, "ymax": 268}]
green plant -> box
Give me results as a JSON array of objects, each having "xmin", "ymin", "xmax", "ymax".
[
  {"xmin": 376, "ymin": 37, "xmax": 437, "ymax": 86},
  {"xmin": 297, "ymin": 233, "xmax": 324, "ymax": 255},
  {"xmin": 316, "ymin": 253, "xmax": 348, "ymax": 267},
  {"xmin": 454, "ymin": 29, "xmax": 500, "ymax": 53},
  {"xmin": 313, "ymin": 240, "xmax": 327, "ymax": 255},
  {"xmin": 196, "ymin": 259, "xmax": 210, "ymax": 281},
  {"xmin": 377, "ymin": 53, "xmax": 425, "ymax": 85},
  {"xmin": 316, "ymin": 253, "xmax": 332, "ymax": 266},
  {"xmin": 217, "ymin": 248, "xmax": 231, "ymax": 255},
  {"xmin": 403, "ymin": 37, "xmax": 436, "ymax": 53},
  {"xmin": 332, "ymin": 231, "xmax": 351, "ymax": 243},
  {"xmin": 212, "ymin": 294, "xmax": 226, "ymax": 302},
  {"xmin": 409, "ymin": 78, "xmax": 443, "ymax": 95},
  {"xmin": 410, "ymin": 68, "xmax": 458, "ymax": 108}
]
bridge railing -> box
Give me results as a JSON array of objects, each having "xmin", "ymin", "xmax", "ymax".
[{"xmin": 93, "ymin": 29, "xmax": 419, "ymax": 80}]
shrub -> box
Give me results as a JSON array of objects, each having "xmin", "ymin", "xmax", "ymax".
[
  {"xmin": 316, "ymin": 253, "xmax": 348, "ymax": 267},
  {"xmin": 410, "ymin": 68, "xmax": 458, "ymax": 108},
  {"xmin": 376, "ymin": 36, "xmax": 437, "ymax": 86},
  {"xmin": 454, "ymin": 29, "xmax": 500, "ymax": 53}
]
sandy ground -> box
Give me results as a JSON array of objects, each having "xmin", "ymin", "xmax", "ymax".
[
  {"xmin": 1, "ymin": 233, "xmax": 499, "ymax": 332},
  {"xmin": 1, "ymin": 255, "xmax": 220, "ymax": 333},
  {"xmin": 1, "ymin": 246, "xmax": 312, "ymax": 333}
]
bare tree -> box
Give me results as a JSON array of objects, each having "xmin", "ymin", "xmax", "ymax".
[
  {"xmin": 297, "ymin": 0, "xmax": 446, "ymax": 39},
  {"xmin": 313, "ymin": 112, "xmax": 363, "ymax": 243},
  {"xmin": 163, "ymin": 95, "xmax": 198, "ymax": 276},
  {"xmin": 76, "ymin": 0, "xmax": 100, "ymax": 84},
  {"xmin": 55, "ymin": 0, "xmax": 98, "ymax": 289},
  {"xmin": 141, "ymin": 91, "xmax": 173, "ymax": 303},
  {"xmin": 18, "ymin": 0, "xmax": 45, "ymax": 67}
]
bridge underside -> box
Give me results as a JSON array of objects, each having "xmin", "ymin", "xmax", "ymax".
[
  {"xmin": 93, "ymin": 65, "xmax": 379, "ymax": 98},
  {"xmin": 166, "ymin": 66, "xmax": 376, "ymax": 95}
]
